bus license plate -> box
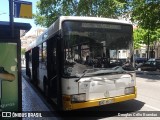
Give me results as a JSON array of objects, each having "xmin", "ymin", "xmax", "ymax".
[{"xmin": 99, "ymin": 99, "xmax": 114, "ymax": 105}]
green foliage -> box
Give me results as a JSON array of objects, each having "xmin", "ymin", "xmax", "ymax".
[
  {"xmin": 134, "ymin": 27, "xmax": 160, "ymax": 49},
  {"xmin": 134, "ymin": 28, "xmax": 146, "ymax": 49},
  {"xmin": 34, "ymin": 0, "xmax": 128, "ymax": 27},
  {"xmin": 131, "ymin": 0, "xmax": 160, "ymax": 49},
  {"xmin": 150, "ymin": 29, "xmax": 160, "ymax": 43},
  {"xmin": 33, "ymin": 0, "xmax": 160, "ymax": 49},
  {"xmin": 131, "ymin": 0, "xmax": 160, "ymax": 30}
]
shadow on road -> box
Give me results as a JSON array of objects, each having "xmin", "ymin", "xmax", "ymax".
[
  {"xmin": 56, "ymin": 99, "xmax": 145, "ymax": 120},
  {"xmin": 136, "ymin": 73, "xmax": 160, "ymax": 82}
]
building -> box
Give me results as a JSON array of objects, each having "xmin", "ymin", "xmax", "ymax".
[
  {"xmin": 152, "ymin": 41, "xmax": 160, "ymax": 59},
  {"xmin": 21, "ymin": 28, "xmax": 45, "ymax": 49},
  {"xmin": 20, "ymin": 28, "xmax": 45, "ymax": 66}
]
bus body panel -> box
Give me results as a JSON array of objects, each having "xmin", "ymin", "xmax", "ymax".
[{"xmin": 62, "ymin": 72, "xmax": 135, "ymax": 101}]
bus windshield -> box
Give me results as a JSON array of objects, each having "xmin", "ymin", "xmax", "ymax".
[{"xmin": 62, "ymin": 21, "xmax": 134, "ymax": 77}]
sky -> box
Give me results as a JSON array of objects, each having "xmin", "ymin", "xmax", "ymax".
[{"xmin": 0, "ymin": 0, "xmax": 41, "ymax": 35}]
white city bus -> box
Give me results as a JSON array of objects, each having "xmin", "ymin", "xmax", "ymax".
[{"xmin": 25, "ymin": 16, "xmax": 136, "ymax": 110}]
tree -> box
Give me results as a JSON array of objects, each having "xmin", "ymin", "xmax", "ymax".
[
  {"xmin": 131, "ymin": 0, "xmax": 160, "ymax": 30},
  {"xmin": 130, "ymin": 0, "xmax": 160, "ymax": 59},
  {"xmin": 133, "ymin": 27, "xmax": 160, "ymax": 58},
  {"xmin": 134, "ymin": 28, "xmax": 160, "ymax": 48},
  {"xmin": 33, "ymin": 0, "xmax": 129, "ymax": 27},
  {"xmin": 33, "ymin": 0, "xmax": 77, "ymax": 27},
  {"xmin": 133, "ymin": 27, "xmax": 146, "ymax": 49}
]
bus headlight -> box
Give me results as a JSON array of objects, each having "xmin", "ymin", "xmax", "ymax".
[
  {"xmin": 125, "ymin": 87, "xmax": 135, "ymax": 95},
  {"xmin": 71, "ymin": 94, "xmax": 86, "ymax": 102}
]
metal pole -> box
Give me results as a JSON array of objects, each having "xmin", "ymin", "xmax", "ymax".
[
  {"xmin": 9, "ymin": 0, "xmax": 14, "ymax": 38},
  {"xmin": 147, "ymin": 30, "xmax": 150, "ymax": 60},
  {"xmin": 0, "ymin": 80, "xmax": 1, "ymax": 111}
]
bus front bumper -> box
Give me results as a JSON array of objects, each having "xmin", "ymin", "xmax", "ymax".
[{"xmin": 63, "ymin": 90, "xmax": 137, "ymax": 110}]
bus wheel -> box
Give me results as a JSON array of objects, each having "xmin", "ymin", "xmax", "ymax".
[{"xmin": 43, "ymin": 76, "xmax": 49, "ymax": 97}]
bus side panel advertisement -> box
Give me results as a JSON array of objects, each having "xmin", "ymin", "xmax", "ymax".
[{"xmin": 0, "ymin": 43, "xmax": 18, "ymax": 111}]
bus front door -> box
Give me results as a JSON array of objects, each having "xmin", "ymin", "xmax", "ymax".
[{"xmin": 47, "ymin": 38, "xmax": 58, "ymax": 104}]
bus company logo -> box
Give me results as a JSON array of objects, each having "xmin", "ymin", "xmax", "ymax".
[
  {"xmin": 67, "ymin": 67, "xmax": 72, "ymax": 73},
  {"xmin": 2, "ymin": 112, "xmax": 42, "ymax": 118},
  {"xmin": 2, "ymin": 112, "xmax": 11, "ymax": 117}
]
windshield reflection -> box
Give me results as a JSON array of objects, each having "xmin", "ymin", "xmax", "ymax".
[{"xmin": 62, "ymin": 21, "xmax": 134, "ymax": 77}]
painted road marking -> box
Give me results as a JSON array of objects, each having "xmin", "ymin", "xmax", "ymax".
[{"xmin": 144, "ymin": 104, "xmax": 160, "ymax": 111}]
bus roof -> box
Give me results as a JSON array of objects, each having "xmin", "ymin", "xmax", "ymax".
[
  {"xmin": 59, "ymin": 16, "xmax": 132, "ymax": 24},
  {"xmin": 26, "ymin": 16, "xmax": 132, "ymax": 51}
]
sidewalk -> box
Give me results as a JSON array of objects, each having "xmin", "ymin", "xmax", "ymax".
[
  {"xmin": 22, "ymin": 77, "xmax": 59, "ymax": 120},
  {"xmin": 22, "ymin": 77, "xmax": 50, "ymax": 111}
]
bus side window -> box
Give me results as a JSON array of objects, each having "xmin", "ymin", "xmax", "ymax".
[
  {"xmin": 52, "ymin": 40, "xmax": 57, "ymax": 74},
  {"xmin": 39, "ymin": 42, "xmax": 47, "ymax": 69},
  {"xmin": 47, "ymin": 38, "xmax": 57, "ymax": 78},
  {"xmin": 39, "ymin": 44, "xmax": 43, "ymax": 69},
  {"xmin": 53, "ymin": 48, "xmax": 56, "ymax": 65},
  {"xmin": 42, "ymin": 42, "xmax": 47, "ymax": 69}
]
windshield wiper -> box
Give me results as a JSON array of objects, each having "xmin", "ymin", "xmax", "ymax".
[{"xmin": 75, "ymin": 70, "xmax": 88, "ymax": 82}]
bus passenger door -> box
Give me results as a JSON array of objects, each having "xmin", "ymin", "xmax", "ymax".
[
  {"xmin": 38, "ymin": 43, "xmax": 47, "ymax": 91},
  {"xmin": 31, "ymin": 47, "xmax": 39, "ymax": 85},
  {"xmin": 25, "ymin": 51, "xmax": 30, "ymax": 78}
]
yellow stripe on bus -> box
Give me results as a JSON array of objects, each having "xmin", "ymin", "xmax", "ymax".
[
  {"xmin": 63, "ymin": 90, "xmax": 137, "ymax": 110},
  {"xmin": 71, "ymin": 94, "xmax": 136, "ymax": 110}
]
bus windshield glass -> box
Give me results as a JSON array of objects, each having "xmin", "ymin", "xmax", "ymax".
[{"xmin": 62, "ymin": 21, "xmax": 134, "ymax": 77}]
